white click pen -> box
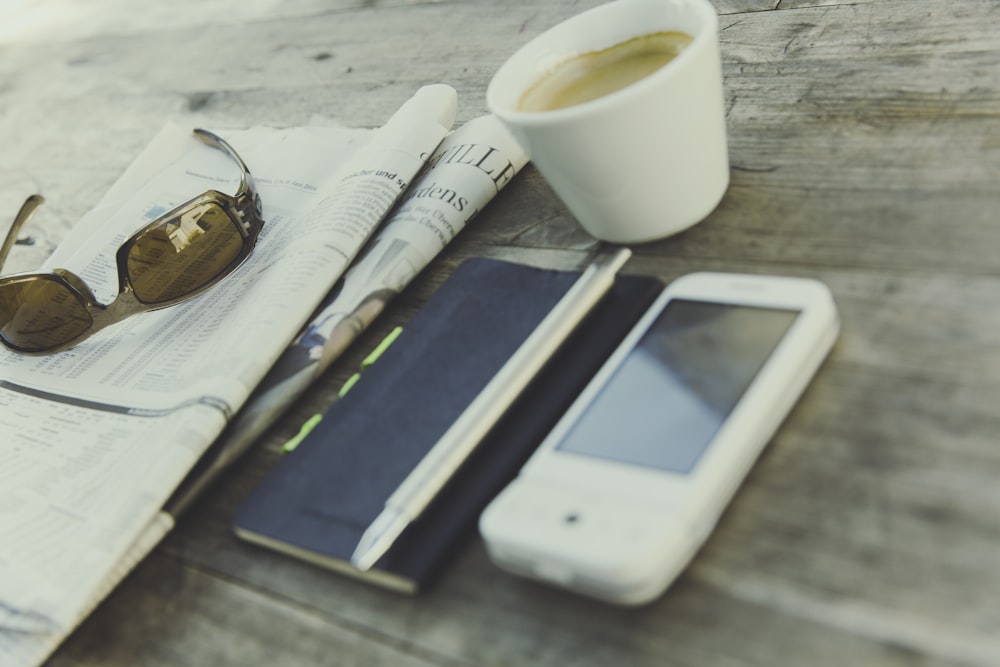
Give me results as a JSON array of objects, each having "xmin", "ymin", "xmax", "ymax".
[{"xmin": 351, "ymin": 247, "xmax": 633, "ymax": 571}]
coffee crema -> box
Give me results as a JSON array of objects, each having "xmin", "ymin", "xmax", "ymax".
[{"xmin": 517, "ymin": 31, "xmax": 694, "ymax": 113}]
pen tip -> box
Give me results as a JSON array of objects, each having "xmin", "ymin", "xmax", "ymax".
[
  {"xmin": 351, "ymin": 509, "xmax": 408, "ymax": 572},
  {"xmin": 606, "ymin": 247, "xmax": 632, "ymax": 271}
]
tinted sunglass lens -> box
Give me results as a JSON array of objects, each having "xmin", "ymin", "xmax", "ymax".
[
  {"xmin": 127, "ymin": 201, "xmax": 244, "ymax": 304},
  {"xmin": 0, "ymin": 276, "xmax": 93, "ymax": 352}
]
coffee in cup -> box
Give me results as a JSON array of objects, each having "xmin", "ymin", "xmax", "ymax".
[
  {"xmin": 518, "ymin": 31, "xmax": 694, "ymax": 113},
  {"xmin": 487, "ymin": 0, "xmax": 729, "ymax": 244}
]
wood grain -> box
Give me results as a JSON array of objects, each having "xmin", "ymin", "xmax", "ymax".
[{"xmin": 2, "ymin": 0, "xmax": 998, "ymax": 665}]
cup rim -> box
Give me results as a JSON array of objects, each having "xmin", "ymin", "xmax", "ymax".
[{"xmin": 487, "ymin": 0, "xmax": 718, "ymax": 125}]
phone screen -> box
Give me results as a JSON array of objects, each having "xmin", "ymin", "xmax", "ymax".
[{"xmin": 555, "ymin": 299, "xmax": 799, "ymax": 474}]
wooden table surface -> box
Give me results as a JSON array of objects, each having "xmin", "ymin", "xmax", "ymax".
[{"xmin": 3, "ymin": 0, "xmax": 999, "ymax": 665}]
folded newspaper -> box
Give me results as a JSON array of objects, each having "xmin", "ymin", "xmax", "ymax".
[
  {"xmin": 168, "ymin": 112, "xmax": 530, "ymax": 517},
  {"xmin": 0, "ymin": 83, "xmax": 526, "ymax": 667}
]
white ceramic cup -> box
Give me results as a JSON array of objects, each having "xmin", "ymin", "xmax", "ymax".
[{"xmin": 487, "ymin": 0, "xmax": 729, "ymax": 244}]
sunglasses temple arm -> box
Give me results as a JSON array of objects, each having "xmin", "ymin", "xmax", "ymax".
[
  {"xmin": 192, "ymin": 128, "xmax": 259, "ymax": 206},
  {"xmin": 0, "ymin": 194, "xmax": 45, "ymax": 270}
]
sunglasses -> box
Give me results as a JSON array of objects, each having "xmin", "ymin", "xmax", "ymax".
[{"xmin": 0, "ymin": 129, "xmax": 264, "ymax": 354}]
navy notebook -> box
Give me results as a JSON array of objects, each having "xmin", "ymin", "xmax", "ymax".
[{"xmin": 232, "ymin": 257, "xmax": 663, "ymax": 592}]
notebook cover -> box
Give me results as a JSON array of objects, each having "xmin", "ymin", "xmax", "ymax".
[{"xmin": 231, "ymin": 256, "xmax": 663, "ymax": 592}]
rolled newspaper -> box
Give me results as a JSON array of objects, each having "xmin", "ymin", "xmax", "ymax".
[{"xmin": 167, "ymin": 113, "xmax": 529, "ymax": 516}]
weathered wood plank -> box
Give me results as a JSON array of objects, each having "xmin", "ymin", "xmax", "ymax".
[
  {"xmin": 6, "ymin": 0, "xmax": 996, "ymax": 277},
  {"xmin": 49, "ymin": 553, "xmax": 455, "ymax": 667},
  {"xmin": 82, "ymin": 518, "xmax": 961, "ymax": 667},
  {"xmin": 2, "ymin": 0, "xmax": 999, "ymax": 665}
]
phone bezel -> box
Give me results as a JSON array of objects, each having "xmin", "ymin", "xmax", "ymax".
[{"xmin": 516, "ymin": 271, "xmax": 840, "ymax": 522}]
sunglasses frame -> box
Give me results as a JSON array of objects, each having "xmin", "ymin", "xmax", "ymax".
[{"xmin": 0, "ymin": 129, "xmax": 264, "ymax": 354}]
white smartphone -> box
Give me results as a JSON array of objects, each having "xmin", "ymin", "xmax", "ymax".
[{"xmin": 479, "ymin": 271, "xmax": 839, "ymax": 605}]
